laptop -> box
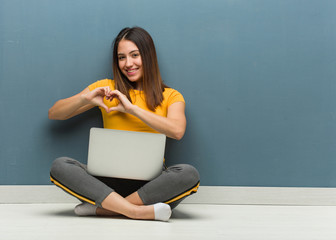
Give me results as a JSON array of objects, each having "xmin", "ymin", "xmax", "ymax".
[{"xmin": 87, "ymin": 127, "xmax": 166, "ymax": 181}]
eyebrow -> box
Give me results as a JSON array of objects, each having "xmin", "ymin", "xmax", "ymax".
[{"xmin": 118, "ymin": 50, "xmax": 139, "ymax": 55}]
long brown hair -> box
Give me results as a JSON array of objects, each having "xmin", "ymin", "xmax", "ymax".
[{"xmin": 112, "ymin": 27, "xmax": 167, "ymax": 111}]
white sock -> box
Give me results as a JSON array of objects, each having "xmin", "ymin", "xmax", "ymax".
[
  {"xmin": 74, "ymin": 202, "xmax": 97, "ymax": 216},
  {"xmin": 153, "ymin": 203, "xmax": 171, "ymax": 222}
]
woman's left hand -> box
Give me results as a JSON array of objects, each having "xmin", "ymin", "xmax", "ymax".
[
  {"xmin": 105, "ymin": 90, "xmax": 134, "ymax": 114},
  {"xmin": 105, "ymin": 89, "xmax": 186, "ymax": 140}
]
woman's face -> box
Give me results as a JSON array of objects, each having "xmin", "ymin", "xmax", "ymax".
[{"xmin": 117, "ymin": 39, "xmax": 143, "ymax": 86}]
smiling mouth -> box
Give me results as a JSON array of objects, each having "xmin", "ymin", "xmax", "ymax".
[
  {"xmin": 125, "ymin": 68, "xmax": 139, "ymax": 77},
  {"xmin": 126, "ymin": 68, "xmax": 138, "ymax": 73}
]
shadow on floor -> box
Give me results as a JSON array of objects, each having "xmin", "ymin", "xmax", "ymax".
[
  {"xmin": 41, "ymin": 204, "xmax": 204, "ymax": 221},
  {"xmin": 171, "ymin": 208, "xmax": 203, "ymax": 220}
]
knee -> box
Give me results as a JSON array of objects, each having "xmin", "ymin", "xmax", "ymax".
[
  {"xmin": 177, "ymin": 164, "xmax": 200, "ymax": 187},
  {"xmin": 50, "ymin": 157, "xmax": 71, "ymax": 178}
]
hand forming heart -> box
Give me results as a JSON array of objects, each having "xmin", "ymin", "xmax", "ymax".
[
  {"xmin": 105, "ymin": 89, "xmax": 134, "ymax": 113},
  {"xmin": 83, "ymin": 87, "xmax": 134, "ymax": 114}
]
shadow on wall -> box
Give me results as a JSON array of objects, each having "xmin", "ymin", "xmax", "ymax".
[
  {"xmin": 45, "ymin": 107, "xmax": 103, "ymax": 163},
  {"xmin": 48, "ymin": 107, "xmax": 102, "ymax": 137}
]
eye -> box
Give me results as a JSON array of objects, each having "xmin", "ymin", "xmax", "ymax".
[
  {"xmin": 132, "ymin": 53, "xmax": 140, "ymax": 58},
  {"xmin": 118, "ymin": 56, "xmax": 125, "ymax": 60}
]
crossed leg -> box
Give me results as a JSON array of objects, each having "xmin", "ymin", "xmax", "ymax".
[
  {"xmin": 96, "ymin": 191, "xmax": 145, "ymax": 216},
  {"xmin": 50, "ymin": 157, "xmax": 199, "ymax": 221}
]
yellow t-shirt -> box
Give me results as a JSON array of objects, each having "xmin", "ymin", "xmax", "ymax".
[{"xmin": 88, "ymin": 79, "xmax": 185, "ymax": 133}]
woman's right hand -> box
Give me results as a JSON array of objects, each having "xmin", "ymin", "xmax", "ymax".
[
  {"xmin": 81, "ymin": 87, "xmax": 111, "ymax": 112},
  {"xmin": 49, "ymin": 87, "xmax": 112, "ymax": 120}
]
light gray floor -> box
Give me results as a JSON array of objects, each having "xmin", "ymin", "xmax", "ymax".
[{"xmin": 1, "ymin": 203, "xmax": 336, "ymax": 240}]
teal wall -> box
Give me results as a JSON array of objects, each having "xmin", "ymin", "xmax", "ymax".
[{"xmin": 1, "ymin": 0, "xmax": 336, "ymax": 186}]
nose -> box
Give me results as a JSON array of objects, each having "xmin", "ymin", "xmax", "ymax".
[{"xmin": 125, "ymin": 57, "xmax": 133, "ymax": 68}]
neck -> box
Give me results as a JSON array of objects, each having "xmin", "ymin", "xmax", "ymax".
[{"xmin": 135, "ymin": 81, "xmax": 143, "ymax": 90}]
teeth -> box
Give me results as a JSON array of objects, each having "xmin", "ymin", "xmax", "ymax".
[{"xmin": 127, "ymin": 69, "xmax": 137, "ymax": 73}]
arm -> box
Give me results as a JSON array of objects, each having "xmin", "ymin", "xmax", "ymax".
[
  {"xmin": 131, "ymin": 102, "xmax": 186, "ymax": 140},
  {"xmin": 48, "ymin": 87, "xmax": 111, "ymax": 120},
  {"xmin": 106, "ymin": 90, "xmax": 186, "ymax": 140}
]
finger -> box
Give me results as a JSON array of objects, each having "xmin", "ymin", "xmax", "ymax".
[
  {"xmin": 105, "ymin": 90, "xmax": 112, "ymax": 100},
  {"xmin": 103, "ymin": 87, "xmax": 109, "ymax": 96},
  {"xmin": 110, "ymin": 90, "xmax": 122, "ymax": 97},
  {"xmin": 111, "ymin": 91, "xmax": 128, "ymax": 103},
  {"xmin": 108, "ymin": 103, "xmax": 124, "ymax": 113},
  {"xmin": 107, "ymin": 107, "xmax": 117, "ymax": 113},
  {"xmin": 98, "ymin": 87, "xmax": 107, "ymax": 93},
  {"xmin": 105, "ymin": 92, "xmax": 114, "ymax": 101},
  {"xmin": 96, "ymin": 101, "xmax": 109, "ymax": 112},
  {"xmin": 102, "ymin": 87, "xmax": 109, "ymax": 97},
  {"xmin": 106, "ymin": 89, "xmax": 115, "ymax": 100},
  {"xmin": 101, "ymin": 105, "xmax": 109, "ymax": 113},
  {"xmin": 95, "ymin": 87, "xmax": 107, "ymax": 97}
]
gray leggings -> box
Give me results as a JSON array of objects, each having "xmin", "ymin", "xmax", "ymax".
[{"xmin": 50, "ymin": 157, "xmax": 200, "ymax": 209}]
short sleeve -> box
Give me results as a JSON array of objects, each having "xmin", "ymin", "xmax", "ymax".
[
  {"xmin": 165, "ymin": 88, "xmax": 185, "ymax": 107},
  {"xmin": 88, "ymin": 79, "xmax": 115, "ymax": 91}
]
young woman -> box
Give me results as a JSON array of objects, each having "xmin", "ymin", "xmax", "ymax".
[{"xmin": 49, "ymin": 27, "xmax": 200, "ymax": 221}]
